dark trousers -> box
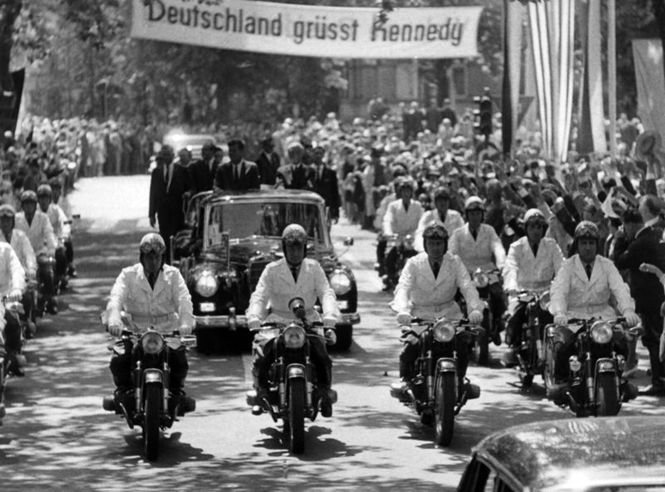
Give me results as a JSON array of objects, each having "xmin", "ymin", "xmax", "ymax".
[
  {"xmin": 110, "ymin": 343, "xmax": 188, "ymax": 392},
  {"xmin": 486, "ymin": 283, "xmax": 507, "ymax": 330},
  {"xmin": 385, "ymin": 245, "xmax": 416, "ymax": 281},
  {"xmin": 376, "ymin": 236, "xmax": 387, "ymax": 275},
  {"xmin": 253, "ymin": 335, "xmax": 332, "ymax": 388},
  {"xmin": 506, "ymin": 302, "xmax": 552, "ymax": 347},
  {"xmin": 399, "ymin": 337, "xmax": 470, "ymax": 386},
  {"xmin": 55, "ymin": 246, "xmax": 67, "ymax": 280},
  {"xmin": 640, "ymin": 311, "xmax": 665, "ymax": 386},
  {"xmin": 37, "ymin": 255, "xmax": 55, "ymax": 301},
  {"xmin": 3, "ymin": 310, "xmax": 22, "ymax": 355},
  {"xmin": 65, "ymin": 238, "xmax": 74, "ymax": 265}
]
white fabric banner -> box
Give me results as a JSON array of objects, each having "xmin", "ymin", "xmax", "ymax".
[
  {"xmin": 632, "ymin": 39, "xmax": 665, "ymax": 140},
  {"xmin": 131, "ymin": 0, "xmax": 482, "ymax": 59}
]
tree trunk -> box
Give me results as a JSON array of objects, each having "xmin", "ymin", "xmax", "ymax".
[{"xmin": 0, "ymin": 1, "xmax": 22, "ymax": 132}]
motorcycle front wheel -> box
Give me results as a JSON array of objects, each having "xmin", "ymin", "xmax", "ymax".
[
  {"xmin": 434, "ymin": 372, "xmax": 455, "ymax": 447},
  {"xmin": 472, "ymin": 326, "xmax": 489, "ymax": 366},
  {"xmin": 144, "ymin": 384, "xmax": 161, "ymax": 461},
  {"xmin": 595, "ymin": 372, "xmax": 620, "ymax": 416},
  {"xmin": 286, "ymin": 379, "xmax": 306, "ymax": 454}
]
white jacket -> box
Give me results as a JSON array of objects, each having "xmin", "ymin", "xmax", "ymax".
[
  {"xmin": 247, "ymin": 258, "xmax": 340, "ymax": 324},
  {"xmin": 414, "ymin": 208, "xmax": 465, "ymax": 251},
  {"xmin": 0, "ymin": 242, "xmax": 25, "ymax": 297},
  {"xmin": 503, "ymin": 237, "xmax": 563, "ymax": 293},
  {"xmin": 449, "ymin": 223, "xmax": 506, "ymax": 273},
  {"xmin": 44, "ymin": 203, "xmax": 70, "ymax": 240},
  {"xmin": 549, "ymin": 254, "xmax": 635, "ymax": 320},
  {"xmin": 106, "ymin": 263, "xmax": 194, "ymax": 333},
  {"xmin": 383, "ymin": 199, "xmax": 423, "ymax": 237},
  {"xmin": 0, "ymin": 229, "xmax": 37, "ymax": 278},
  {"xmin": 390, "ymin": 251, "xmax": 483, "ymax": 320},
  {"xmin": 15, "ymin": 211, "xmax": 57, "ymax": 257}
]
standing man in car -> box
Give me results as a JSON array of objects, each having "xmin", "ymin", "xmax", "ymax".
[
  {"xmin": 215, "ymin": 139, "xmax": 261, "ymax": 192},
  {"xmin": 310, "ymin": 146, "xmax": 340, "ymax": 223},
  {"xmin": 188, "ymin": 141, "xmax": 220, "ymax": 194}
]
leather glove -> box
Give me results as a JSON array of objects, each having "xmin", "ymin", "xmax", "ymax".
[
  {"xmin": 178, "ymin": 325, "xmax": 193, "ymax": 336},
  {"xmin": 623, "ymin": 311, "xmax": 641, "ymax": 328},
  {"xmin": 403, "ymin": 333, "xmax": 418, "ymax": 345},
  {"xmin": 554, "ymin": 314, "xmax": 568, "ymax": 326},
  {"xmin": 108, "ymin": 324, "xmax": 123, "ymax": 337},
  {"xmin": 325, "ymin": 329, "xmax": 337, "ymax": 346},
  {"xmin": 248, "ymin": 318, "xmax": 261, "ymax": 331},
  {"xmin": 322, "ymin": 316, "xmax": 337, "ymax": 329},
  {"xmin": 469, "ymin": 310, "xmax": 483, "ymax": 325},
  {"xmin": 397, "ymin": 312, "xmax": 412, "ymax": 326}
]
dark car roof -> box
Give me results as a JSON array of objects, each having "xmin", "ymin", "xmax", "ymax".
[
  {"xmin": 474, "ymin": 416, "xmax": 665, "ymax": 491},
  {"xmin": 205, "ymin": 189, "xmax": 326, "ymax": 206}
]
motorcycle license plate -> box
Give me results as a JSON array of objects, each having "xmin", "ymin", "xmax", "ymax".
[
  {"xmin": 199, "ymin": 302, "xmax": 216, "ymax": 313},
  {"xmin": 337, "ymin": 300, "xmax": 348, "ymax": 310}
]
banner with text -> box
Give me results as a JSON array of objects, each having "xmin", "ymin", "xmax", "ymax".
[{"xmin": 131, "ymin": 0, "xmax": 482, "ymax": 59}]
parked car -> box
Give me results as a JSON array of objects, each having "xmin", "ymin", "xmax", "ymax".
[
  {"xmin": 173, "ymin": 189, "xmax": 360, "ymax": 352},
  {"xmin": 457, "ymin": 416, "xmax": 665, "ymax": 491}
]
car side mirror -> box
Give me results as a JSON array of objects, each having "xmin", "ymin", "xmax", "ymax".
[{"xmin": 343, "ymin": 237, "xmax": 354, "ymax": 246}]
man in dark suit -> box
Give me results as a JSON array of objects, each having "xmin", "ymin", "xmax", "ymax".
[
  {"xmin": 214, "ymin": 139, "xmax": 260, "ymax": 192},
  {"xmin": 614, "ymin": 195, "xmax": 665, "ymax": 396},
  {"xmin": 188, "ymin": 141, "xmax": 220, "ymax": 194},
  {"xmin": 276, "ymin": 142, "xmax": 314, "ymax": 190},
  {"xmin": 310, "ymin": 146, "xmax": 340, "ymax": 222},
  {"xmin": 149, "ymin": 145, "xmax": 190, "ymax": 263},
  {"xmin": 255, "ymin": 137, "xmax": 280, "ymax": 186}
]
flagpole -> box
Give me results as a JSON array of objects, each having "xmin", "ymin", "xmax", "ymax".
[{"xmin": 608, "ymin": 0, "xmax": 617, "ymax": 156}]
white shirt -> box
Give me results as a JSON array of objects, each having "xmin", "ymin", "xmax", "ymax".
[
  {"xmin": 549, "ymin": 254, "xmax": 635, "ymax": 320},
  {"xmin": 15, "ymin": 210, "xmax": 57, "ymax": 256},
  {"xmin": 390, "ymin": 251, "xmax": 483, "ymax": 320},
  {"xmin": 414, "ymin": 208, "xmax": 465, "ymax": 251},
  {"xmin": 383, "ymin": 199, "xmax": 424, "ymax": 237},
  {"xmin": 449, "ymin": 223, "xmax": 506, "ymax": 273},
  {"xmin": 0, "ymin": 229, "xmax": 36, "ymax": 278},
  {"xmin": 247, "ymin": 258, "xmax": 340, "ymax": 324},
  {"xmin": 503, "ymin": 236, "xmax": 564, "ymax": 292},
  {"xmin": 106, "ymin": 263, "xmax": 194, "ymax": 333}
]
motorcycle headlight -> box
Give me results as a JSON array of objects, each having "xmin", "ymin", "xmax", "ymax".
[
  {"xmin": 329, "ymin": 271, "xmax": 352, "ymax": 295},
  {"xmin": 473, "ymin": 271, "xmax": 489, "ymax": 288},
  {"xmin": 283, "ymin": 324, "xmax": 306, "ymax": 349},
  {"xmin": 432, "ymin": 319, "xmax": 456, "ymax": 343},
  {"xmin": 195, "ymin": 271, "xmax": 219, "ymax": 297},
  {"xmin": 141, "ymin": 331, "xmax": 164, "ymax": 355},
  {"xmin": 590, "ymin": 321, "xmax": 613, "ymax": 344}
]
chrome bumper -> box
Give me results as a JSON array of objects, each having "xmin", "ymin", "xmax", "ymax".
[{"xmin": 195, "ymin": 314, "xmax": 248, "ymax": 329}]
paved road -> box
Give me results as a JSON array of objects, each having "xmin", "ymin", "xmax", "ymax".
[{"xmin": 1, "ymin": 176, "xmax": 664, "ymax": 491}]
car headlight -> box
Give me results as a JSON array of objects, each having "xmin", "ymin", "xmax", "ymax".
[
  {"xmin": 329, "ymin": 271, "xmax": 352, "ymax": 295},
  {"xmin": 432, "ymin": 319, "xmax": 456, "ymax": 343},
  {"xmin": 590, "ymin": 321, "xmax": 613, "ymax": 344},
  {"xmin": 283, "ymin": 324, "xmax": 306, "ymax": 349},
  {"xmin": 473, "ymin": 271, "xmax": 489, "ymax": 288},
  {"xmin": 141, "ymin": 331, "xmax": 164, "ymax": 355},
  {"xmin": 195, "ymin": 271, "xmax": 219, "ymax": 297}
]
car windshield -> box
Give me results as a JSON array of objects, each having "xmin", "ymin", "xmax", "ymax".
[{"xmin": 205, "ymin": 201, "xmax": 327, "ymax": 246}]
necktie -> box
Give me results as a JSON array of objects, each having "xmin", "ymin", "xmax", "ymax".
[
  {"xmin": 147, "ymin": 273, "xmax": 157, "ymax": 289},
  {"xmin": 163, "ymin": 164, "xmax": 169, "ymax": 184},
  {"xmin": 585, "ymin": 263, "xmax": 592, "ymax": 280},
  {"xmin": 431, "ymin": 261, "xmax": 440, "ymax": 278},
  {"xmin": 234, "ymin": 164, "xmax": 240, "ymax": 182},
  {"xmin": 531, "ymin": 242, "xmax": 539, "ymax": 257},
  {"xmin": 290, "ymin": 265, "xmax": 299, "ymax": 282},
  {"xmin": 471, "ymin": 228, "xmax": 478, "ymax": 241}
]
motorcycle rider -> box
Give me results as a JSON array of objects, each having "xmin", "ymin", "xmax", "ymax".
[
  {"xmin": 48, "ymin": 179, "xmax": 76, "ymax": 278},
  {"xmin": 105, "ymin": 233, "xmax": 194, "ymax": 413},
  {"xmin": 449, "ymin": 196, "xmax": 507, "ymax": 345},
  {"xmin": 548, "ymin": 221, "xmax": 640, "ymax": 400},
  {"xmin": 15, "ymin": 190, "xmax": 58, "ymax": 315},
  {"xmin": 382, "ymin": 177, "xmax": 423, "ymax": 289},
  {"xmin": 247, "ymin": 224, "xmax": 339, "ymax": 417},
  {"xmin": 36, "ymin": 184, "xmax": 69, "ymax": 291},
  {"xmin": 0, "ymin": 204, "xmax": 37, "ymax": 338},
  {"xmin": 390, "ymin": 224, "xmax": 485, "ymax": 405},
  {"xmin": 0, "ymin": 240, "xmax": 26, "ymax": 376},
  {"xmin": 414, "ymin": 187, "xmax": 464, "ymax": 252},
  {"xmin": 503, "ymin": 209, "xmax": 564, "ymax": 366}
]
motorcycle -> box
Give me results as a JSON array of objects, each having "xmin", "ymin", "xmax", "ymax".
[
  {"xmin": 0, "ymin": 296, "xmax": 27, "ymax": 424},
  {"xmin": 543, "ymin": 317, "xmax": 641, "ymax": 417},
  {"xmin": 380, "ymin": 233, "xmax": 417, "ymax": 292},
  {"xmin": 102, "ymin": 315, "xmax": 196, "ymax": 461},
  {"xmin": 246, "ymin": 298, "xmax": 335, "ymax": 454},
  {"xmin": 389, "ymin": 317, "xmax": 482, "ymax": 446},
  {"xmin": 469, "ymin": 267, "xmax": 503, "ymax": 365},
  {"xmin": 512, "ymin": 289, "xmax": 550, "ymax": 390}
]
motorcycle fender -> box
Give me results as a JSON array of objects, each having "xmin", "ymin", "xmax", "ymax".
[
  {"xmin": 287, "ymin": 364, "xmax": 306, "ymax": 380},
  {"xmin": 143, "ymin": 368, "xmax": 164, "ymax": 385},
  {"xmin": 595, "ymin": 358, "xmax": 616, "ymax": 374},
  {"xmin": 436, "ymin": 358, "xmax": 457, "ymax": 374}
]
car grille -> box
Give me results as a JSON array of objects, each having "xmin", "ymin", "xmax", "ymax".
[{"xmin": 248, "ymin": 257, "xmax": 272, "ymax": 291}]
